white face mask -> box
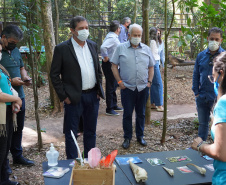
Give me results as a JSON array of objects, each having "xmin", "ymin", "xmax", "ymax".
[
  {"xmin": 0, "ymin": 53, "xmax": 2, "ymax": 61},
  {"xmin": 208, "ymin": 40, "xmax": 220, "ymax": 51},
  {"xmin": 130, "ymin": 37, "xmax": 141, "ymax": 46},
  {"xmin": 76, "ymin": 29, "xmax": 89, "ymax": 41}
]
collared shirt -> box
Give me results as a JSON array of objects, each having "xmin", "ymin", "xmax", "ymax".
[
  {"xmin": 71, "ymin": 37, "xmax": 96, "ymax": 90},
  {"xmin": 118, "ymin": 25, "xmax": 128, "ymax": 43},
  {"xmin": 0, "ymin": 48, "xmax": 24, "ymax": 99},
  {"xmin": 111, "ymin": 41, "xmax": 155, "ymax": 92},
  {"xmin": 192, "ymin": 46, "xmax": 224, "ymax": 101},
  {"xmin": 100, "ymin": 32, "xmax": 120, "ymax": 61}
]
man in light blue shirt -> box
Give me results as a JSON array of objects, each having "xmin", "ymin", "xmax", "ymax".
[
  {"xmin": 118, "ymin": 17, "xmax": 131, "ymax": 43},
  {"xmin": 100, "ymin": 20, "xmax": 123, "ymax": 116},
  {"xmin": 111, "ymin": 23, "xmax": 155, "ymax": 149}
]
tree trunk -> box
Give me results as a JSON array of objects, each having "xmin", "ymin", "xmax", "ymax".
[
  {"xmin": 142, "ymin": 0, "xmax": 151, "ymax": 125},
  {"xmin": 54, "ymin": 0, "xmax": 59, "ymax": 45},
  {"xmin": 40, "ymin": 0, "xmax": 61, "ymax": 114},
  {"xmin": 133, "ymin": 0, "xmax": 137, "ymax": 23},
  {"xmin": 25, "ymin": 0, "xmax": 42, "ymax": 150},
  {"xmin": 161, "ymin": 0, "xmax": 175, "ymax": 144},
  {"xmin": 3, "ymin": 0, "xmax": 6, "ymax": 28}
]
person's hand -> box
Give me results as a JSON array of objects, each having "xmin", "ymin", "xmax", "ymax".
[
  {"xmin": 119, "ymin": 82, "xmax": 126, "ymax": 89},
  {"xmin": 12, "ymin": 102, "xmax": 21, "ymax": 113},
  {"xmin": 64, "ymin": 97, "xmax": 71, "ymax": 104},
  {"xmin": 191, "ymin": 137, "xmax": 203, "ymax": 151},
  {"xmin": 11, "ymin": 77, "xmax": 24, "ymax": 86},
  {"xmin": 147, "ymin": 82, "xmax": 151, "ymax": 88},
  {"xmin": 22, "ymin": 76, "xmax": 32, "ymax": 86},
  {"xmin": 103, "ymin": 57, "xmax": 109, "ymax": 62},
  {"xmin": 97, "ymin": 94, "xmax": 100, "ymax": 99}
]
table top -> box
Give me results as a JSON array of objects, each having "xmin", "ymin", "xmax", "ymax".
[
  {"xmin": 42, "ymin": 149, "xmax": 213, "ymax": 185},
  {"xmin": 42, "ymin": 160, "xmax": 131, "ymax": 185},
  {"xmin": 116, "ymin": 149, "xmax": 213, "ymax": 185}
]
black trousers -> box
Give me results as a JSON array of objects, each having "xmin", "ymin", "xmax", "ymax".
[
  {"xmin": 101, "ymin": 61, "xmax": 118, "ymax": 112},
  {"xmin": 0, "ymin": 106, "xmax": 13, "ymax": 184}
]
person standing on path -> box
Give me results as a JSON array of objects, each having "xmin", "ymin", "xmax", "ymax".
[
  {"xmin": 111, "ymin": 24, "xmax": 155, "ymax": 149},
  {"xmin": 192, "ymin": 27, "xmax": 224, "ymax": 141},
  {"xmin": 50, "ymin": 16, "xmax": 104, "ymax": 159},
  {"xmin": 100, "ymin": 20, "xmax": 123, "ymax": 116},
  {"xmin": 0, "ymin": 25, "xmax": 34, "ymax": 170}
]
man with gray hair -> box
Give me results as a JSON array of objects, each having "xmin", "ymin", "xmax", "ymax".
[
  {"xmin": 0, "ymin": 25, "xmax": 34, "ymax": 171},
  {"xmin": 118, "ymin": 17, "xmax": 131, "ymax": 43},
  {"xmin": 111, "ymin": 23, "xmax": 155, "ymax": 149}
]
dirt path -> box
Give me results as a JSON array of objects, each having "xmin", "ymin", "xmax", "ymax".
[{"xmin": 22, "ymin": 103, "xmax": 197, "ymax": 147}]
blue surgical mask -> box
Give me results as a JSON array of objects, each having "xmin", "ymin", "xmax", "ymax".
[{"xmin": 214, "ymin": 74, "xmax": 220, "ymax": 96}]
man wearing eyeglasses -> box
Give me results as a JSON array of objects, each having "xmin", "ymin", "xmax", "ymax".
[{"xmin": 192, "ymin": 27, "xmax": 224, "ymax": 141}]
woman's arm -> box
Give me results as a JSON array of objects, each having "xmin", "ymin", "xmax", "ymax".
[
  {"xmin": 192, "ymin": 123, "xmax": 226, "ymax": 162},
  {"xmin": 0, "ymin": 91, "xmax": 22, "ymax": 107}
]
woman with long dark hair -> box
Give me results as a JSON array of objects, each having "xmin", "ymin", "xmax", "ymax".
[{"xmin": 192, "ymin": 51, "xmax": 226, "ymax": 185}]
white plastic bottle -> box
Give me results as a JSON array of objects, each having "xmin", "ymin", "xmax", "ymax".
[{"xmin": 46, "ymin": 143, "xmax": 59, "ymax": 166}]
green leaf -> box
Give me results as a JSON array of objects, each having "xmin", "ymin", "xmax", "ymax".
[
  {"xmin": 186, "ymin": 34, "xmax": 193, "ymax": 41},
  {"xmin": 172, "ymin": 35, "xmax": 179, "ymax": 39},
  {"xmin": 187, "ymin": 17, "xmax": 191, "ymax": 27}
]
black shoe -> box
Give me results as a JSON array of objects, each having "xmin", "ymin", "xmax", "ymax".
[
  {"xmin": 122, "ymin": 138, "xmax": 130, "ymax": 149},
  {"xmin": 1, "ymin": 180, "xmax": 20, "ymax": 185},
  {"xmin": 106, "ymin": 110, "xmax": 120, "ymax": 116},
  {"xmin": 137, "ymin": 137, "xmax": 147, "ymax": 146},
  {"xmin": 13, "ymin": 156, "xmax": 35, "ymax": 166},
  {"xmin": 114, "ymin": 106, "xmax": 124, "ymax": 112},
  {"xmin": 7, "ymin": 165, "xmax": 12, "ymax": 175}
]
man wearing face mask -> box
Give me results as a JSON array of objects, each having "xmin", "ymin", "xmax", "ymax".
[
  {"xmin": 111, "ymin": 24, "xmax": 155, "ymax": 149},
  {"xmin": 118, "ymin": 17, "xmax": 131, "ymax": 43},
  {"xmin": 0, "ymin": 25, "xmax": 34, "ymax": 171},
  {"xmin": 50, "ymin": 16, "xmax": 104, "ymax": 159},
  {"xmin": 192, "ymin": 27, "xmax": 224, "ymax": 141}
]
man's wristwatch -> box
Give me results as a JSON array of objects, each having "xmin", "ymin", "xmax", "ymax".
[{"xmin": 148, "ymin": 81, "xmax": 152, "ymax": 85}]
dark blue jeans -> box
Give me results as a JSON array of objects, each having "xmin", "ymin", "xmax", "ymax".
[
  {"xmin": 121, "ymin": 87, "xmax": 149, "ymax": 140},
  {"xmin": 196, "ymin": 96, "xmax": 214, "ymax": 141},
  {"xmin": 64, "ymin": 90, "xmax": 99, "ymax": 159},
  {"xmin": 10, "ymin": 98, "xmax": 25, "ymax": 159},
  {"xmin": 102, "ymin": 61, "xmax": 118, "ymax": 112},
  {"xmin": 0, "ymin": 106, "xmax": 13, "ymax": 183}
]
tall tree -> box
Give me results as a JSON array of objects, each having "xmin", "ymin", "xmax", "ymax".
[
  {"xmin": 161, "ymin": 0, "xmax": 175, "ymax": 143},
  {"xmin": 54, "ymin": 0, "xmax": 59, "ymax": 45},
  {"xmin": 142, "ymin": 0, "xmax": 151, "ymax": 125},
  {"xmin": 40, "ymin": 0, "xmax": 61, "ymax": 114}
]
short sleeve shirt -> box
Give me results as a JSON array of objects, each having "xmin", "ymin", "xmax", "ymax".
[
  {"xmin": 0, "ymin": 48, "xmax": 24, "ymax": 99},
  {"xmin": 211, "ymin": 94, "xmax": 226, "ymax": 185},
  {"xmin": 111, "ymin": 41, "xmax": 155, "ymax": 92}
]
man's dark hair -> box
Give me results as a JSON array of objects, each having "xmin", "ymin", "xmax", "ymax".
[
  {"xmin": 70, "ymin": 16, "xmax": 87, "ymax": 29},
  {"xmin": 1, "ymin": 24, "xmax": 23, "ymax": 41},
  {"xmin": 109, "ymin": 20, "xmax": 120, "ymax": 32},
  {"xmin": 122, "ymin": 17, "xmax": 131, "ymax": 25},
  {"xmin": 208, "ymin": 27, "xmax": 223, "ymax": 38}
]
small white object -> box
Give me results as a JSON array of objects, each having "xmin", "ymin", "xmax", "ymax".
[
  {"xmin": 70, "ymin": 130, "xmax": 84, "ymax": 166},
  {"xmin": 129, "ymin": 161, "xmax": 148, "ymax": 182},
  {"xmin": 163, "ymin": 166, "xmax": 174, "ymax": 176},
  {"xmin": 46, "ymin": 143, "xmax": 59, "ymax": 166}
]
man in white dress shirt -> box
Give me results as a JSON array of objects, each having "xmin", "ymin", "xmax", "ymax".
[{"xmin": 50, "ymin": 16, "xmax": 104, "ymax": 159}]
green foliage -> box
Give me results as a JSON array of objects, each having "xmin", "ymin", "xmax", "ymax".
[
  {"xmin": 176, "ymin": 0, "xmax": 226, "ymax": 56},
  {"xmin": 151, "ymin": 120, "xmax": 161, "ymax": 127}
]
